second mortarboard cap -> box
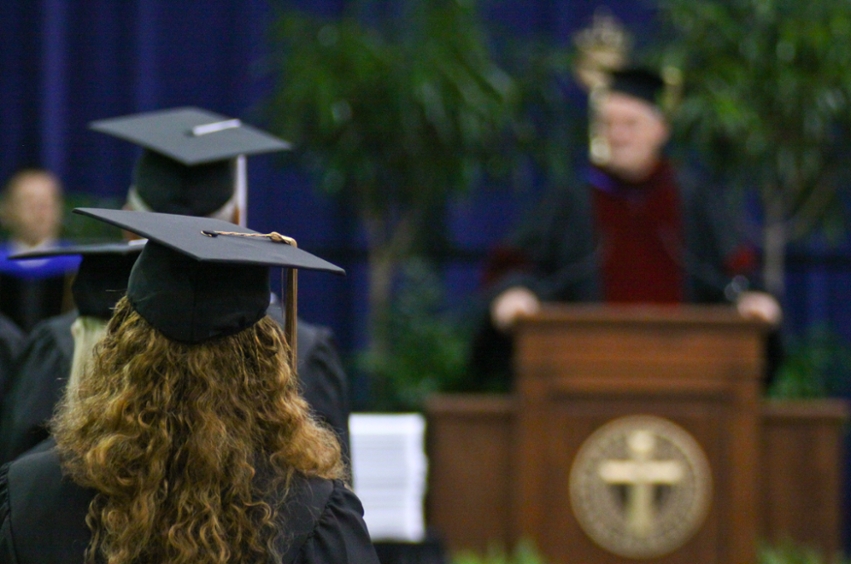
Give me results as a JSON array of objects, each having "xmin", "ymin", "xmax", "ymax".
[
  {"xmin": 89, "ymin": 107, "xmax": 292, "ymax": 217},
  {"xmin": 89, "ymin": 106, "xmax": 291, "ymax": 166},
  {"xmin": 10, "ymin": 242, "xmax": 145, "ymax": 320},
  {"xmin": 72, "ymin": 208, "xmax": 344, "ymax": 344},
  {"xmin": 608, "ymin": 67, "xmax": 666, "ymax": 108}
]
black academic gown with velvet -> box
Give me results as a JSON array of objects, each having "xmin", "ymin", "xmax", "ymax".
[
  {"xmin": 0, "ymin": 448, "xmax": 379, "ymax": 564},
  {"xmin": 468, "ymin": 170, "xmax": 756, "ymax": 391},
  {"xmin": 0, "ymin": 306, "xmax": 350, "ymax": 465}
]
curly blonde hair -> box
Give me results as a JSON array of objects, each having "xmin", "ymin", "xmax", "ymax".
[{"xmin": 52, "ymin": 297, "xmax": 344, "ymax": 564}]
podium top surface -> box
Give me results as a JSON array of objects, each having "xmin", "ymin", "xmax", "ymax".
[{"xmin": 516, "ymin": 304, "xmax": 771, "ymax": 331}]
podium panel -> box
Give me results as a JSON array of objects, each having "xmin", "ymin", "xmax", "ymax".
[
  {"xmin": 426, "ymin": 306, "xmax": 847, "ymax": 563},
  {"xmin": 426, "ymin": 397, "xmax": 848, "ymax": 563},
  {"xmin": 512, "ymin": 305, "xmax": 765, "ymax": 564}
]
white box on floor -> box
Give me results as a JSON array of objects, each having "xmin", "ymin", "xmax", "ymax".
[{"xmin": 349, "ymin": 413, "xmax": 427, "ymax": 542}]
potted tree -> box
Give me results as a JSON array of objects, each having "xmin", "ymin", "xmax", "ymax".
[
  {"xmin": 655, "ymin": 0, "xmax": 851, "ymax": 296},
  {"xmin": 267, "ymin": 0, "xmax": 517, "ymax": 407}
]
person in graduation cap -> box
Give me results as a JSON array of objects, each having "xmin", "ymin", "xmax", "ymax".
[
  {"xmin": 0, "ymin": 242, "xmax": 143, "ymax": 465},
  {"xmin": 0, "ymin": 170, "xmax": 71, "ymax": 402},
  {"xmin": 90, "ymin": 107, "xmax": 352, "ymax": 459},
  {"xmin": 0, "ymin": 209, "xmax": 379, "ymax": 564},
  {"xmin": 469, "ymin": 67, "xmax": 783, "ymax": 391}
]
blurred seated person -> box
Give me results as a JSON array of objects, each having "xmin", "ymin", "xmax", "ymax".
[
  {"xmin": 470, "ymin": 67, "xmax": 781, "ymax": 391},
  {"xmin": 0, "ymin": 169, "xmax": 79, "ymax": 332}
]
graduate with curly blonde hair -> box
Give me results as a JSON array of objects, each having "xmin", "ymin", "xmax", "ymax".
[{"xmin": 0, "ymin": 210, "xmax": 378, "ymax": 564}]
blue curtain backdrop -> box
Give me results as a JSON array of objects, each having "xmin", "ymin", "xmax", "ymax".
[{"xmin": 4, "ymin": 0, "xmax": 851, "ymax": 551}]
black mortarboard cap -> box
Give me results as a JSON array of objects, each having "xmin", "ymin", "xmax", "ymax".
[
  {"xmin": 89, "ymin": 107, "xmax": 292, "ymax": 216},
  {"xmin": 608, "ymin": 67, "xmax": 666, "ymax": 108},
  {"xmin": 89, "ymin": 107, "xmax": 291, "ymax": 165},
  {"xmin": 10, "ymin": 242, "xmax": 144, "ymax": 320},
  {"xmin": 72, "ymin": 208, "xmax": 344, "ymax": 346}
]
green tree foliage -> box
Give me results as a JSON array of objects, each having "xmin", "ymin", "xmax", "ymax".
[
  {"xmin": 267, "ymin": 0, "xmax": 517, "ymax": 362},
  {"xmin": 270, "ymin": 1, "xmax": 515, "ymax": 209},
  {"xmin": 656, "ymin": 0, "xmax": 851, "ymax": 294},
  {"xmin": 359, "ymin": 258, "xmax": 470, "ymax": 411},
  {"xmin": 759, "ymin": 539, "xmax": 850, "ymax": 564},
  {"xmin": 767, "ymin": 324, "xmax": 851, "ymax": 398},
  {"xmin": 452, "ymin": 540, "xmax": 548, "ymax": 564}
]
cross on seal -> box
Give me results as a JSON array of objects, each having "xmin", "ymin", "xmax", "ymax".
[{"xmin": 597, "ymin": 429, "xmax": 684, "ymax": 537}]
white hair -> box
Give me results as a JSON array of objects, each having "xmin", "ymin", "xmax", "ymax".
[{"xmin": 65, "ymin": 316, "xmax": 109, "ymax": 396}]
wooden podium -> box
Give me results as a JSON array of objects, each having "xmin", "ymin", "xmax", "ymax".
[{"xmin": 426, "ymin": 305, "xmax": 848, "ymax": 564}]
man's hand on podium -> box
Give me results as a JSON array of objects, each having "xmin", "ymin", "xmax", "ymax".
[
  {"xmin": 491, "ymin": 286, "xmax": 541, "ymax": 332},
  {"xmin": 491, "ymin": 286, "xmax": 782, "ymax": 332},
  {"xmin": 736, "ymin": 290, "xmax": 782, "ymax": 327}
]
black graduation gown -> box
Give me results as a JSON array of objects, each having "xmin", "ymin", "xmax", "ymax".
[
  {"xmin": 0, "ymin": 307, "xmax": 350, "ymax": 466},
  {"xmin": 0, "ymin": 315, "xmax": 24, "ymax": 405},
  {"xmin": 0, "ymin": 448, "xmax": 379, "ymax": 564},
  {"xmin": 0, "ymin": 311, "xmax": 75, "ymax": 464},
  {"xmin": 265, "ymin": 306, "xmax": 352, "ymax": 461}
]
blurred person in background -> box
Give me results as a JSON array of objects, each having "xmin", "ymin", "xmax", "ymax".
[
  {"xmin": 470, "ymin": 67, "xmax": 782, "ymax": 391},
  {"xmin": 0, "ymin": 169, "xmax": 79, "ymax": 332}
]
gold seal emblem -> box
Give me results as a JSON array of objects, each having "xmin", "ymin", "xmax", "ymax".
[{"xmin": 569, "ymin": 415, "xmax": 712, "ymax": 559}]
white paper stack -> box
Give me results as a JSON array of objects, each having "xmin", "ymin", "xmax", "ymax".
[{"xmin": 349, "ymin": 413, "xmax": 428, "ymax": 542}]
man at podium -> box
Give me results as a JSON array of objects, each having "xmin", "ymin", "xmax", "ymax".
[{"xmin": 469, "ymin": 66, "xmax": 782, "ymax": 391}]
